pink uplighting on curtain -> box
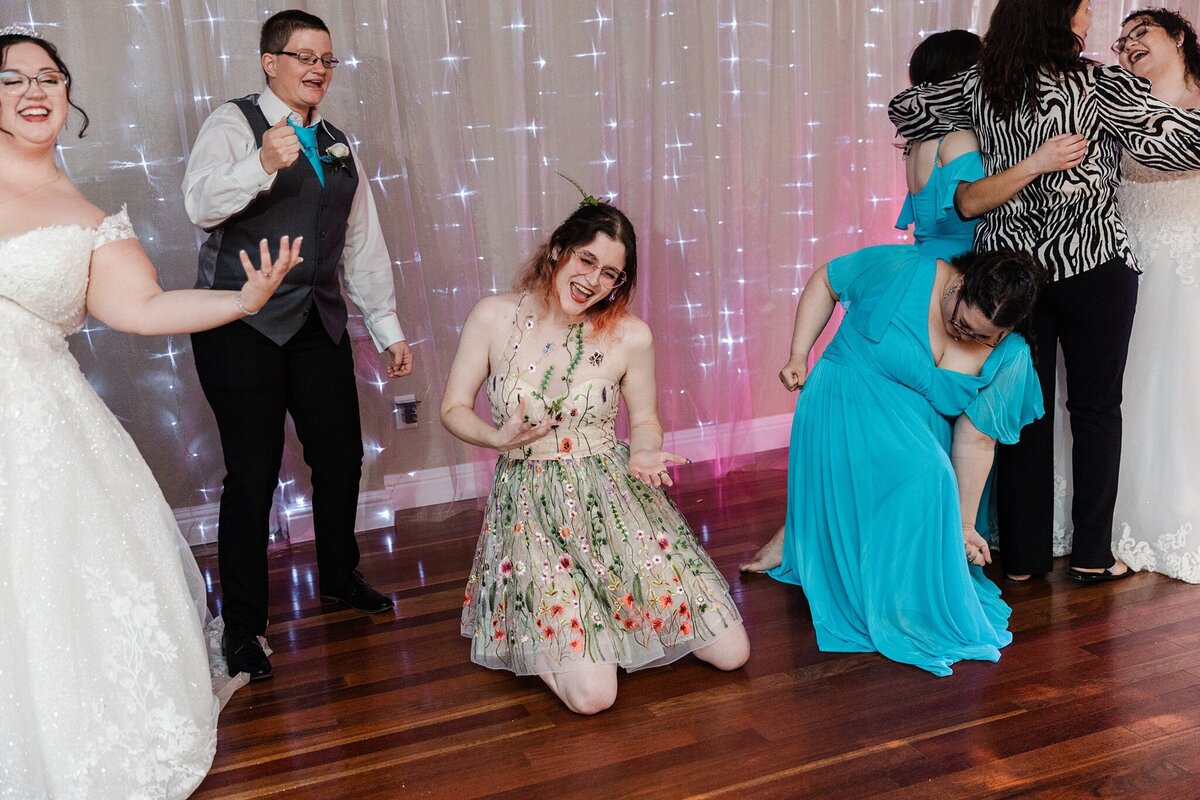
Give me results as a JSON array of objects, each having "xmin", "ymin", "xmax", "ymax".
[{"xmin": 10, "ymin": 0, "xmax": 1168, "ymax": 537}]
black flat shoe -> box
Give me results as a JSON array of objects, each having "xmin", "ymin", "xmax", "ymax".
[
  {"xmin": 321, "ymin": 570, "xmax": 395, "ymax": 614},
  {"xmin": 1067, "ymin": 566, "xmax": 1134, "ymax": 583},
  {"xmin": 222, "ymin": 629, "xmax": 273, "ymax": 681}
]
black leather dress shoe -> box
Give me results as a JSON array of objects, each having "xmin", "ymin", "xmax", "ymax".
[
  {"xmin": 223, "ymin": 628, "xmax": 273, "ymax": 681},
  {"xmin": 1068, "ymin": 565, "xmax": 1135, "ymax": 583},
  {"xmin": 321, "ymin": 570, "xmax": 395, "ymax": 614}
]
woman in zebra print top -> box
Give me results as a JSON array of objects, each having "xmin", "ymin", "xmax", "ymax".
[{"xmin": 888, "ymin": 0, "xmax": 1200, "ymax": 584}]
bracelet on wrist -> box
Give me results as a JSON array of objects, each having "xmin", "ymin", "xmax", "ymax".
[{"xmin": 235, "ymin": 292, "xmax": 259, "ymax": 316}]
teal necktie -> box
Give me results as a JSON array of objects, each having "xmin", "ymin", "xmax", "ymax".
[{"xmin": 288, "ymin": 119, "xmax": 325, "ymax": 187}]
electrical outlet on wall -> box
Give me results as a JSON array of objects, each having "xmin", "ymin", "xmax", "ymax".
[{"xmin": 394, "ymin": 394, "xmax": 420, "ymax": 429}]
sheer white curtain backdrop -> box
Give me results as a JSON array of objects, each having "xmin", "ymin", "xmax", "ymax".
[{"xmin": 0, "ymin": 0, "xmax": 1183, "ymax": 544}]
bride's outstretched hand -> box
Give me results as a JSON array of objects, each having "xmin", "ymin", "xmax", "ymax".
[
  {"xmin": 236, "ymin": 235, "xmax": 304, "ymax": 313},
  {"xmin": 491, "ymin": 396, "xmax": 555, "ymax": 451},
  {"xmin": 630, "ymin": 449, "xmax": 689, "ymax": 488}
]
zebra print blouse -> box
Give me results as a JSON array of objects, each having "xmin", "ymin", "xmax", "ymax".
[{"xmin": 889, "ymin": 65, "xmax": 1200, "ymax": 281}]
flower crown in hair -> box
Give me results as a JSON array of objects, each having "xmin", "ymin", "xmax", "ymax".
[
  {"xmin": 556, "ymin": 171, "xmax": 601, "ymax": 208},
  {"xmin": 0, "ymin": 25, "xmax": 41, "ymax": 38}
]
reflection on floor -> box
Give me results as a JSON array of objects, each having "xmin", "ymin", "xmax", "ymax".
[{"xmin": 193, "ymin": 450, "xmax": 1200, "ymax": 799}]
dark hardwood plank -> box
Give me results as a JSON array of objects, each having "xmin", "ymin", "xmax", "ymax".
[{"xmin": 191, "ymin": 451, "xmax": 1200, "ymax": 799}]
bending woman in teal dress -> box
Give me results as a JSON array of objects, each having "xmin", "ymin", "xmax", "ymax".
[
  {"xmin": 756, "ymin": 244, "xmax": 1045, "ymax": 676},
  {"xmin": 740, "ymin": 31, "xmax": 1066, "ymax": 676}
]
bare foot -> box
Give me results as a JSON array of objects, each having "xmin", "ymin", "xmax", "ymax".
[{"xmin": 740, "ymin": 526, "xmax": 785, "ymax": 573}]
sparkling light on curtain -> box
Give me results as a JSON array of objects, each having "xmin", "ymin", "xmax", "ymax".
[{"xmin": 2, "ymin": 0, "xmax": 1184, "ymax": 543}]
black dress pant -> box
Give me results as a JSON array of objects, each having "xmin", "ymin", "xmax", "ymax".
[
  {"xmin": 192, "ymin": 310, "xmax": 364, "ymax": 636},
  {"xmin": 995, "ymin": 258, "xmax": 1138, "ymax": 575}
]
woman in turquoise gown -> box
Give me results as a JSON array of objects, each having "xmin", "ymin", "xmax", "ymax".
[
  {"xmin": 767, "ymin": 200, "xmax": 1043, "ymax": 677},
  {"xmin": 740, "ymin": 30, "xmax": 1079, "ymax": 677}
]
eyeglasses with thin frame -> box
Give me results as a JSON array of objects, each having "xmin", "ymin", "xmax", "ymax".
[
  {"xmin": 949, "ymin": 291, "xmax": 1001, "ymax": 348},
  {"xmin": 1112, "ymin": 21, "xmax": 1160, "ymax": 55},
  {"xmin": 272, "ymin": 50, "xmax": 339, "ymax": 69},
  {"xmin": 572, "ymin": 249, "xmax": 627, "ymax": 290},
  {"xmin": 0, "ymin": 70, "xmax": 68, "ymax": 96}
]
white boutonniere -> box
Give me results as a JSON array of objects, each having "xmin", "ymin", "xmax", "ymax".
[{"xmin": 320, "ymin": 142, "xmax": 351, "ymax": 174}]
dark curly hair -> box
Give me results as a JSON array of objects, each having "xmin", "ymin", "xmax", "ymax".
[
  {"xmin": 0, "ymin": 33, "xmax": 89, "ymax": 137},
  {"xmin": 515, "ymin": 202, "xmax": 637, "ymax": 335},
  {"xmin": 952, "ymin": 248, "xmax": 1049, "ymax": 359},
  {"xmin": 909, "ymin": 29, "xmax": 982, "ymax": 86},
  {"xmin": 1121, "ymin": 8, "xmax": 1200, "ymax": 85},
  {"xmin": 979, "ymin": 0, "xmax": 1095, "ymax": 120}
]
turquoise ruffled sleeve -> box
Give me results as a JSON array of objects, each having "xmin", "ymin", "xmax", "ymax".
[
  {"xmin": 828, "ymin": 244, "xmax": 924, "ymax": 343},
  {"xmin": 965, "ymin": 334, "xmax": 1044, "ymax": 444},
  {"xmin": 895, "ymin": 192, "xmax": 917, "ymax": 232},
  {"xmin": 933, "ymin": 151, "xmax": 984, "ymax": 225}
]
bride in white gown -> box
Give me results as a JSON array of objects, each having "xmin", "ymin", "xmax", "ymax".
[
  {"xmin": 0, "ymin": 29, "xmax": 301, "ymax": 798},
  {"xmin": 1112, "ymin": 10, "xmax": 1200, "ymax": 583},
  {"xmin": 1054, "ymin": 10, "xmax": 1200, "ymax": 583}
]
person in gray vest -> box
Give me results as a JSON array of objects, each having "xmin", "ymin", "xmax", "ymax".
[{"xmin": 183, "ymin": 9, "xmax": 412, "ymax": 681}]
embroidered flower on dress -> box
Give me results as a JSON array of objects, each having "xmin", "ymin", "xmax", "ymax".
[{"xmin": 559, "ymin": 437, "xmax": 573, "ymax": 453}]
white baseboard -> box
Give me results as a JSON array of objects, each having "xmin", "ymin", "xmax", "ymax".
[{"xmin": 176, "ymin": 412, "xmax": 793, "ymax": 546}]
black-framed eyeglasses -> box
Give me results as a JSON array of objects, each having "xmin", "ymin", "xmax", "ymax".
[
  {"xmin": 272, "ymin": 50, "xmax": 339, "ymax": 69},
  {"xmin": 949, "ymin": 292, "xmax": 1001, "ymax": 348},
  {"xmin": 572, "ymin": 249, "xmax": 627, "ymax": 290},
  {"xmin": 1112, "ymin": 22, "xmax": 1160, "ymax": 55},
  {"xmin": 0, "ymin": 70, "xmax": 68, "ymax": 96}
]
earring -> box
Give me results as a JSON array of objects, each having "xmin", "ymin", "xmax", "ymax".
[
  {"xmin": 607, "ymin": 290, "xmax": 617, "ymax": 302},
  {"xmin": 550, "ymin": 249, "xmax": 560, "ymax": 265}
]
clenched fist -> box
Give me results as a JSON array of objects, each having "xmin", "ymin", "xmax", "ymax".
[{"xmin": 259, "ymin": 115, "xmax": 302, "ymax": 174}]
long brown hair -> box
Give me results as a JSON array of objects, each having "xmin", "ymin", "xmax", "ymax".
[
  {"xmin": 515, "ymin": 203, "xmax": 637, "ymax": 335},
  {"xmin": 979, "ymin": 0, "xmax": 1094, "ymax": 120}
]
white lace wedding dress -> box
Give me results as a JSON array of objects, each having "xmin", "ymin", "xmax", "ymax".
[
  {"xmin": 1111, "ymin": 159, "xmax": 1200, "ymax": 581},
  {"xmin": 1052, "ymin": 159, "xmax": 1200, "ymax": 582},
  {"xmin": 0, "ymin": 210, "xmax": 235, "ymax": 798}
]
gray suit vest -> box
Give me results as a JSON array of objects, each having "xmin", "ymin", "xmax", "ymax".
[{"xmin": 195, "ymin": 95, "xmax": 359, "ymax": 345}]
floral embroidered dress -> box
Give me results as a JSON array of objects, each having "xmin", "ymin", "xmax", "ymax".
[
  {"xmin": 0, "ymin": 210, "xmax": 224, "ymax": 798},
  {"xmin": 461, "ymin": 295, "xmax": 743, "ymax": 675}
]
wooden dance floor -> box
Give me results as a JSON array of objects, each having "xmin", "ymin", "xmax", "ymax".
[{"xmin": 192, "ymin": 450, "xmax": 1200, "ymax": 799}]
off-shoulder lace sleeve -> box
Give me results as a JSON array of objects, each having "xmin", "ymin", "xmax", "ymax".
[{"xmin": 92, "ymin": 205, "xmax": 137, "ymax": 251}]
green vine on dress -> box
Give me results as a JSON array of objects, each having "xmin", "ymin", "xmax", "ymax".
[{"xmin": 530, "ymin": 323, "xmax": 585, "ymax": 416}]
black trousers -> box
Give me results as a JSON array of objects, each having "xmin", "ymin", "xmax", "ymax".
[
  {"xmin": 995, "ymin": 258, "xmax": 1138, "ymax": 575},
  {"xmin": 192, "ymin": 310, "xmax": 364, "ymax": 636}
]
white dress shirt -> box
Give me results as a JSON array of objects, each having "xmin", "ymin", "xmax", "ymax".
[{"xmin": 183, "ymin": 87, "xmax": 404, "ymax": 351}]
